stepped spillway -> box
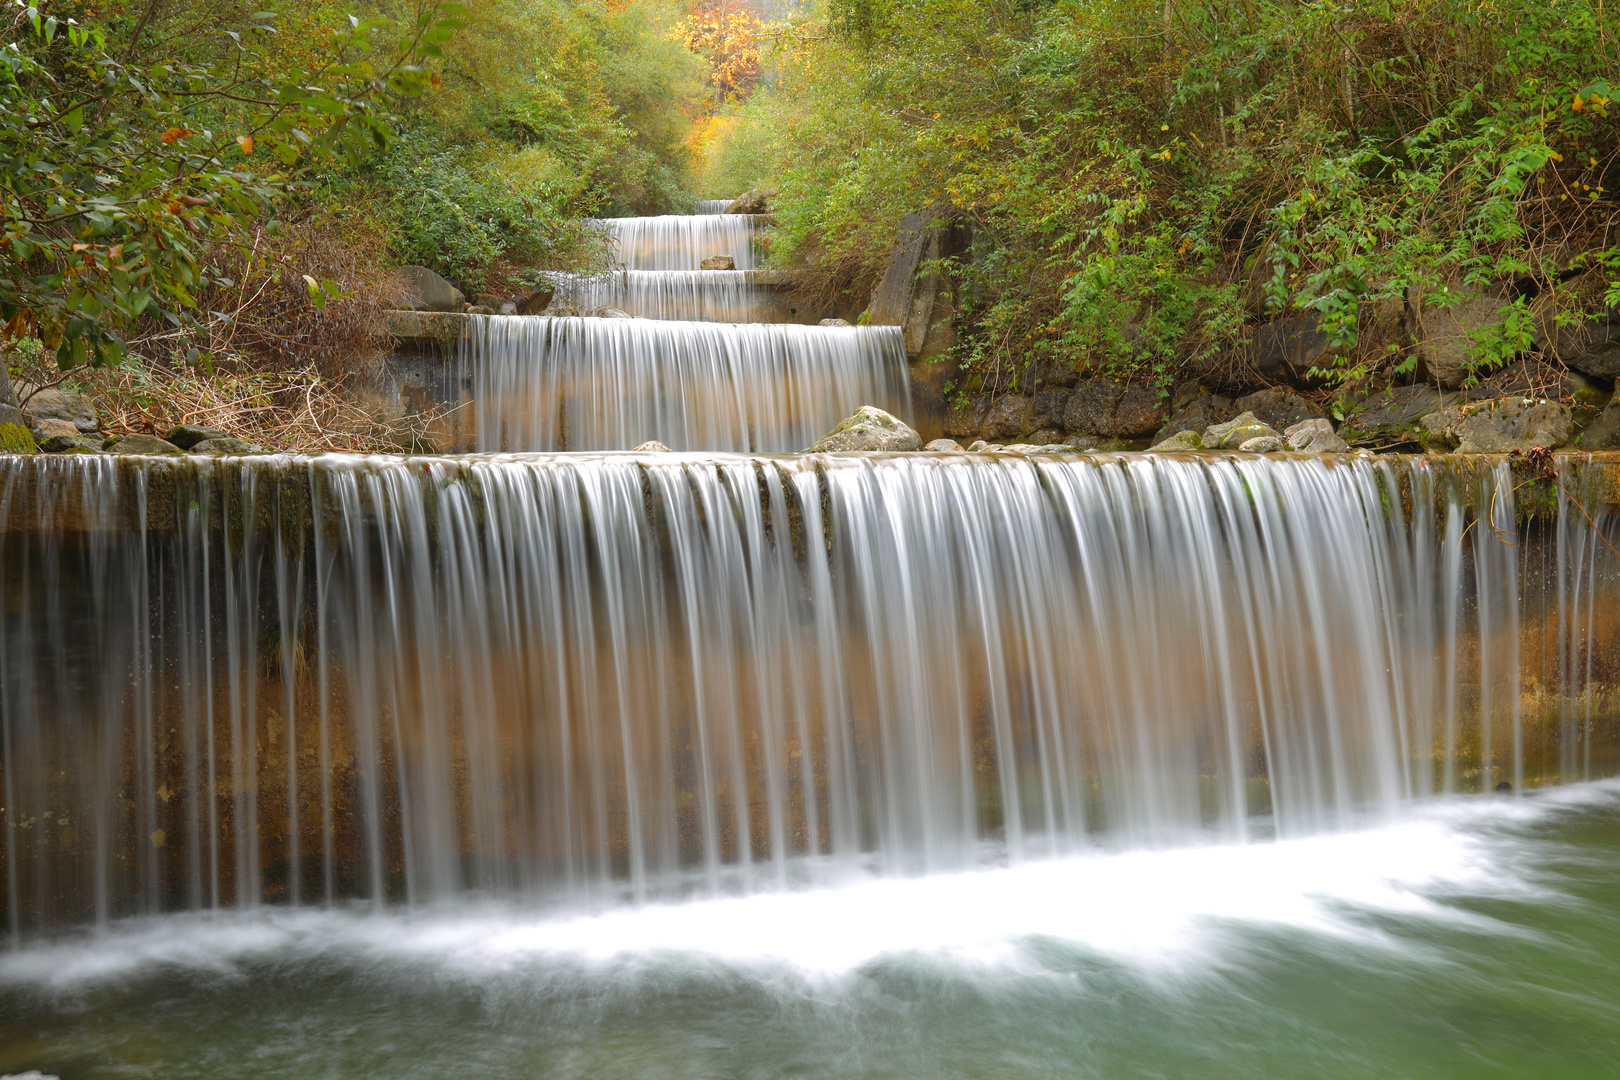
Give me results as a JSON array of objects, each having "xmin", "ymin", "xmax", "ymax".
[
  {"xmin": 596, "ymin": 213, "xmax": 765, "ymax": 271},
  {"xmin": 542, "ymin": 269, "xmax": 797, "ymax": 323},
  {"xmin": 464, "ymin": 316, "xmax": 910, "ymax": 451},
  {"xmin": 3, "ymin": 452, "xmax": 1616, "ymax": 938}
]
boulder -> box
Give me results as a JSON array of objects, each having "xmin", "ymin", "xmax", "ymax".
[
  {"xmin": 1539, "ymin": 272, "xmax": 1620, "ymax": 378},
  {"xmin": 1061, "ymin": 379, "xmax": 1165, "ymax": 438},
  {"xmin": 1231, "ymin": 387, "xmax": 1325, "ymax": 433},
  {"xmin": 1152, "ymin": 392, "xmax": 1235, "ymax": 444},
  {"xmin": 38, "ymin": 434, "xmax": 104, "ymax": 453},
  {"xmin": 472, "ymin": 293, "xmax": 506, "ymax": 310},
  {"xmin": 1147, "ymin": 430, "xmax": 1203, "ymax": 452},
  {"xmin": 924, "ymin": 438, "xmax": 962, "ymax": 451},
  {"xmin": 819, "ymin": 318, "xmax": 851, "ymax": 327},
  {"xmin": 942, "ymin": 396, "xmax": 990, "ymax": 439},
  {"xmin": 397, "ymin": 265, "xmax": 465, "ymax": 313},
  {"xmin": 28, "ymin": 417, "xmax": 78, "ymax": 441},
  {"xmin": 1238, "ymin": 435, "xmax": 1285, "ymax": 452},
  {"xmin": 1284, "ymin": 418, "xmax": 1350, "ymax": 453},
  {"xmin": 1336, "ymin": 385, "xmax": 1459, "ymax": 446},
  {"xmin": 166, "ymin": 423, "xmax": 227, "ymax": 449},
  {"xmin": 1253, "ymin": 312, "xmax": 1332, "ymax": 382},
  {"xmin": 1026, "ymin": 428, "xmax": 1064, "ymax": 445},
  {"xmin": 700, "ymin": 256, "xmax": 736, "ymax": 271},
  {"xmin": 968, "ymin": 440, "xmax": 990, "ymax": 451},
  {"xmin": 1576, "ymin": 391, "xmax": 1620, "ymax": 450},
  {"xmin": 805, "ymin": 406, "xmax": 922, "ymax": 452},
  {"xmin": 981, "ymin": 395, "xmax": 1032, "ymax": 439},
  {"xmin": 189, "ymin": 437, "xmax": 266, "ymax": 454},
  {"xmin": 465, "ymin": 304, "xmax": 498, "ymax": 316},
  {"xmin": 1410, "ymin": 289, "xmax": 1520, "ymax": 389},
  {"xmin": 23, "ymin": 389, "xmax": 98, "ymax": 433},
  {"xmin": 632, "ymin": 440, "xmax": 673, "ymax": 452},
  {"xmin": 497, "ymin": 302, "xmax": 518, "ymax": 316},
  {"xmin": 1031, "ymin": 388, "xmax": 1069, "ymax": 429},
  {"xmin": 1419, "ymin": 397, "xmax": 1573, "ymax": 453},
  {"xmin": 587, "ymin": 307, "xmax": 634, "ymax": 319},
  {"xmin": 102, "ymin": 433, "xmax": 184, "ymax": 455},
  {"xmin": 724, "ymin": 190, "xmax": 770, "ymax": 214},
  {"xmin": 1204, "ymin": 411, "xmax": 1281, "ymax": 449},
  {"xmin": 517, "ymin": 282, "xmax": 556, "ymax": 315}
]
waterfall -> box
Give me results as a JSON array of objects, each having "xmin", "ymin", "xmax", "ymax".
[
  {"xmin": 696, "ymin": 199, "xmax": 733, "ymax": 213},
  {"xmin": 596, "ymin": 215, "xmax": 765, "ymax": 271},
  {"xmin": 463, "ymin": 317, "xmax": 911, "ymax": 451},
  {"xmin": 543, "ymin": 270, "xmax": 789, "ymax": 323},
  {"xmin": 4, "ymin": 452, "xmax": 1616, "ymax": 939}
]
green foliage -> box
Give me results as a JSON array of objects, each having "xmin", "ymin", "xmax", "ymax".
[
  {"xmin": 726, "ymin": 0, "xmax": 1620, "ymax": 392},
  {"xmin": 0, "ymin": 0, "xmax": 461, "ymax": 369}
]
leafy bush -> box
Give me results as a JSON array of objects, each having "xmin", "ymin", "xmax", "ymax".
[{"xmin": 720, "ymin": 0, "xmax": 1620, "ymax": 394}]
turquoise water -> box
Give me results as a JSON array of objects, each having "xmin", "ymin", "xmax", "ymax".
[{"xmin": 3, "ymin": 782, "xmax": 1618, "ymax": 1079}]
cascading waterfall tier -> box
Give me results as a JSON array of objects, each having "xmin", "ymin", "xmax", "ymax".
[
  {"xmin": 463, "ymin": 316, "xmax": 912, "ymax": 451},
  {"xmin": 596, "ymin": 214, "xmax": 764, "ymax": 271},
  {"xmin": 3, "ymin": 451, "xmax": 1617, "ymax": 939},
  {"xmin": 695, "ymin": 199, "xmax": 733, "ymax": 213},
  {"xmin": 542, "ymin": 270, "xmax": 788, "ymax": 323}
]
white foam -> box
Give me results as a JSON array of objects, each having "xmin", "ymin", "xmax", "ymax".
[{"xmin": 8, "ymin": 784, "xmax": 1611, "ymax": 993}]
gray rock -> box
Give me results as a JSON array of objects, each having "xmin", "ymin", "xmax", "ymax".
[
  {"xmin": 398, "ymin": 265, "xmax": 465, "ymax": 313},
  {"xmin": 23, "ymin": 388, "xmax": 98, "ymax": 433},
  {"xmin": 1559, "ymin": 312, "xmax": 1620, "ymax": 378},
  {"xmin": 102, "ymin": 433, "xmax": 184, "ymax": 455},
  {"xmin": 497, "ymin": 302, "xmax": 518, "ymax": 316},
  {"xmin": 967, "ymin": 440, "xmax": 990, "ymax": 451},
  {"xmin": 632, "ymin": 440, "xmax": 673, "ymax": 452},
  {"xmin": 1411, "ymin": 289, "xmax": 1519, "ymax": 389},
  {"xmin": 1231, "ymin": 387, "xmax": 1325, "ymax": 433},
  {"xmin": 472, "ymin": 293, "xmax": 506, "ymax": 310},
  {"xmin": 981, "ymin": 395, "xmax": 1032, "ymax": 439},
  {"xmin": 464, "ymin": 304, "xmax": 498, "ymax": 316},
  {"xmin": 725, "ymin": 190, "xmax": 770, "ymax": 214},
  {"xmin": 1031, "ymin": 388, "xmax": 1069, "ymax": 428},
  {"xmin": 166, "ymin": 423, "xmax": 228, "ymax": 449},
  {"xmin": 1147, "ymin": 430, "xmax": 1204, "ymax": 452},
  {"xmin": 518, "ymin": 282, "xmax": 556, "ymax": 315},
  {"xmin": 1238, "ymin": 435, "xmax": 1285, "ymax": 452},
  {"xmin": 1204, "ymin": 411, "xmax": 1281, "ymax": 449},
  {"xmin": 1026, "ymin": 428, "xmax": 1064, "ymax": 445},
  {"xmin": 587, "ymin": 307, "xmax": 634, "ymax": 319},
  {"xmin": 38, "ymin": 434, "xmax": 104, "ymax": 453},
  {"xmin": 1253, "ymin": 312, "xmax": 1332, "ymax": 382},
  {"xmin": 924, "ymin": 438, "xmax": 963, "ymax": 451},
  {"xmin": 189, "ymin": 437, "xmax": 266, "ymax": 454},
  {"xmin": 1061, "ymin": 379, "xmax": 1165, "ymax": 437},
  {"xmin": 1420, "ymin": 397, "xmax": 1573, "ymax": 453},
  {"xmin": 943, "ymin": 396, "xmax": 990, "ymax": 439},
  {"xmin": 1336, "ymin": 385, "xmax": 1459, "ymax": 446},
  {"xmin": 700, "ymin": 256, "xmax": 737, "ymax": 270},
  {"xmin": 1284, "ymin": 418, "xmax": 1350, "ymax": 453},
  {"xmin": 805, "ymin": 406, "xmax": 922, "ymax": 452},
  {"xmin": 819, "ymin": 318, "xmax": 852, "ymax": 327},
  {"xmin": 1152, "ymin": 392, "xmax": 1235, "ymax": 444},
  {"xmin": 28, "ymin": 416, "xmax": 79, "ymax": 440},
  {"xmin": 1576, "ymin": 390, "xmax": 1620, "ymax": 450}
]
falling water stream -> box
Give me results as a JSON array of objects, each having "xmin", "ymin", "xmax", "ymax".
[{"xmin": 2, "ymin": 206, "xmax": 1619, "ymax": 1077}]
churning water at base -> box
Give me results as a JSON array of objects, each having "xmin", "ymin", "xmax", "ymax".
[
  {"xmin": 3, "ymin": 452, "xmax": 1617, "ymax": 941},
  {"xmin": 464, "ymin": 318, "xmax": 911, "ymax": 450},
  {"xmin": 2, "ymin": 781, "xmax": 1619, "ymax": 1078}
]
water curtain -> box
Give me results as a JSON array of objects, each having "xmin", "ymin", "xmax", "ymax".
[{"xmin": 4, "ymin": 452, "xmax": 1616, "ymax": 938}]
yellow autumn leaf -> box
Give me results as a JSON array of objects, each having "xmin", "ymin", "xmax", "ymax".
[
  {"xmin": 237, "ymin": 135, "xmax": 254, "ymax": 155},
  {"xmin": 1548, "ymin": 151, "xmax": 1563, "ymax": 162},
  {"xmin": 1571, "ymin": 95, "xmax": 1586, "ymax": 112}
]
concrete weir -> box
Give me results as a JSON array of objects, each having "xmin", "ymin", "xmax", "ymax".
[{"xmin": 3, "ymin": 450, "xmax": 1618, "ymax": 937}]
